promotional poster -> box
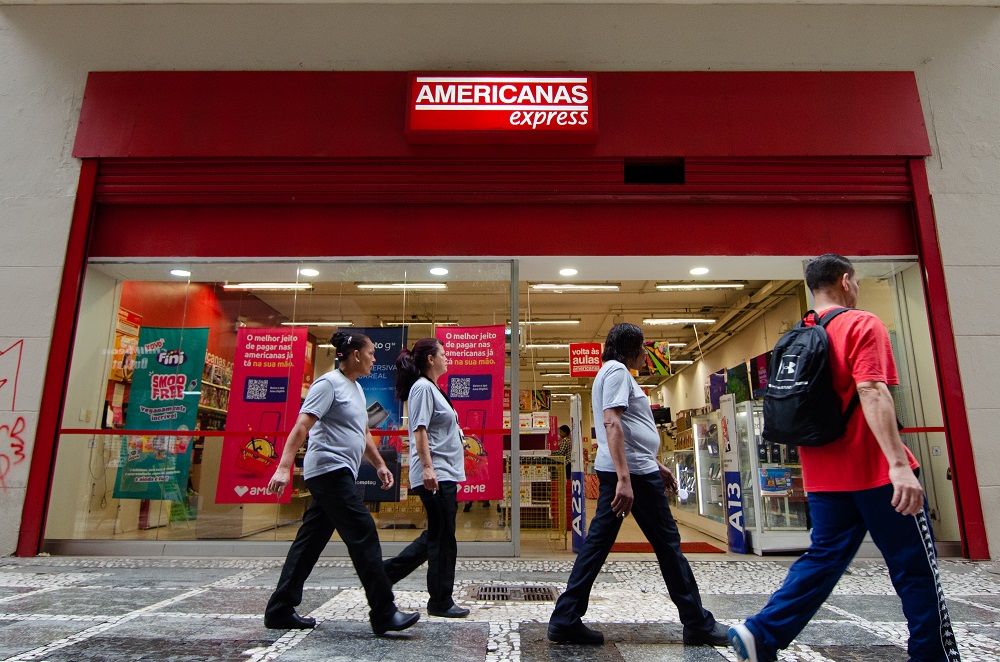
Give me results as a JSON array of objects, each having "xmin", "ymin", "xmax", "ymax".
[
  {"xmin": 114, "ymin": 326, "xmax": 208, "ymax": 502},
  {"xmin": 216, "ymin": 327, "xmax": 307, "ymax": 504},
  {"xmin": 436, "ymin": 325, "xmax": 505, "ymax": 501}
]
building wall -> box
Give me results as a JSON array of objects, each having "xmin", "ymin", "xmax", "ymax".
[{"xmin": 1, "ymin": 4, "xmax": 998, "ymax": 555}]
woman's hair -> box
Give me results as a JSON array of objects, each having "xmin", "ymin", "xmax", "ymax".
[
  {"xmin": 559, "ymin": 425, "xmax": 571, "ymax": 436},
  {"xmin": 395, "ymin": 337, "xmax": 442, "ymax": 401},
  {"xmin": 331, "ymin": 331, "xmax": 371, "ymax": 362},
  {"xmin": 601, "ymin": 323, "xmax": 646, "ymax": 364}
]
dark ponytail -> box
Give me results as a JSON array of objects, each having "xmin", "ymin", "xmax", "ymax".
[
  {"xmin": 331, "ymin": 331, "xmax": 370, "ymax": 362},
  {"xmin": 395, "ymin": 337, "xmax": 441, "ymax": 401}
]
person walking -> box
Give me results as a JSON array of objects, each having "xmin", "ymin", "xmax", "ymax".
[
  {"xmin": 383, "ymin": 338, "xmax": 470, "ymax": 618},
  {"xmin": 264, "ymin": 331, "xmax": 420, "ymax": 635},
  {"xmin": 728, "ymin": 254, "xmax": 960, "ymax": 662},
  {"xmin": 548, "ymin": 323, "xmax": 728, "ymax": 646}
]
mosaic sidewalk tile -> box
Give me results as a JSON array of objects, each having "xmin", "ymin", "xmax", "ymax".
[{"xmin": 4, "ymin": 587, "xmax": 191, "ymax": 616}]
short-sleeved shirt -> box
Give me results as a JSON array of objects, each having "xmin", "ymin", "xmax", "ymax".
[
  {"xmin": 798, "ymin": 307, "xmax": 919, "ymax": 492},
  {"xmin": 407, "ymin": 377, "xmax": 467, "ymax": 485},
  {"xmin": 592, "ymin": 360, "xmax": 660, "ymax": 475},
  {"xmin": 300, "ymin": 369, "xmax": 369, "ymax": 480}
]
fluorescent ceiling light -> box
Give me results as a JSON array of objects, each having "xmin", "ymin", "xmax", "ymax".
[
  {"xmin": 541, "ymin": 372, "xmax": 570, "ymax": 377},
  {"xmin": 689, "ymin": 267, "xmax": 710, "ymax": 276},
  {"xmin": 524, "ymin": 343, "xmax": 571, "ymax": 349},
  {"xmin": 536, "ymin": 361, "xmax": 570, "ymax": 366},
  {"xmin": 223, "ymin": 283, "xmax": 313, "ymax": 291},
  {"xmin": 298, "ymin": 268, "xmax": 320, "ymax": 277},
  {"xmin": 643, "ymin": 318, "xmax": 716, "ymax": 325},
  {"xmin": 515, "ymin": 319, "xmax": 581, "ymax": 325},
  {"xmin": 381, "ymin": 320, "xmax": 458, "ymax": 327},
  {"xmin": 667, "ymin": 342, "xmax": 687, "ymax": 347},
  {"xmin": 317, "ymin": 343, "xmax": 334, "ymax": 348},
  {"xmin": 430, "ymin": 267, "xmax": 449, "ymax": 276},
  {"xmin": 357, "ymin": 283, "xmax": 447, "ymax": 290},
  {"xmin": 671, "ymin": 360, "xmax": 695, "ymax": 365},
  {"xmin": 169, "ymin": 269, "xmax": 191, "ymax": 278},
  {"xmin": 530, "ymin": 284, "xmax": 619, "ymax": 292},
  {"xmin": 656, "ymin": 283, "xmax": 743, "ymax": 291},
  {"xmin": 542, "ymin": 384, "xmax": 587, "ymax": 389},
  {"xmin": 559, "ymin": 268, "xmax": 578, "ymax": 276},
  {"xmin": 280, "ymin": 322, "xmax": 353, "ymax": 327},
  {"xmin": 551, "ymin": 393, "xmax": 573, "ymax": 397}
]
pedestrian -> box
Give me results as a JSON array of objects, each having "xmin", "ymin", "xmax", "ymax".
[
  {"xmin": 728, "ymin": 254, "xmax": 960, "ymax": 662},
  {"xmin": 264, "ymin": 331, "xmax": 420, "ymax": 635},
  {"xmin": 383, "ymin": 338, "xmax": 471, "ymax": 618},
  {"xmin": 547, "ymin": 323, "xmax": 728, "ymax": 646},
  {"xmin": 555, "ymin": 424, "xmax": 573, "ymax": 472}
]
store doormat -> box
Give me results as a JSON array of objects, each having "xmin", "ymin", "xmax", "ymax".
[{"xmin": 611, "ymin": 541, "xmax": 726, "ymax": 554}]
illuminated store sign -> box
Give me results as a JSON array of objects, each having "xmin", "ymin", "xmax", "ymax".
[{"xmin": 405, "ymin": 74, "xmax": 597, "ymax": 144}]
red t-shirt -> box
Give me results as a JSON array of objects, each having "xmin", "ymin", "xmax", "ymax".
[{"xmin": 798, "ymin": 307, "xmax": 919, "ymax": 492}]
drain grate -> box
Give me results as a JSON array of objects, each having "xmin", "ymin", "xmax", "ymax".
[{"xmin": 470, "ymin": 584, "xmax": 557, "ymax": 602}]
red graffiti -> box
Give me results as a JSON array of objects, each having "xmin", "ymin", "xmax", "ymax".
[{"xmin": 0, "ymin": 416, "xmax": 27, "ymax": 489}]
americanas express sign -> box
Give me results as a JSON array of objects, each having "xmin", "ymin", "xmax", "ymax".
[{"xmin": 405, "ymin": 74, "xmax": 597, "ymax": 144}]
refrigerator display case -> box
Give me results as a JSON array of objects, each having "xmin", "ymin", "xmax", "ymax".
[
  {"xmin": 734, "ymin": 400, "xmax": 811, "ymax": 554},
  {"xmin": 692, "ymin": 411, "xmax": 724, "ymax": 523},
  {"xmin": 671, "ymin": 448, "xmax": 698, "ymax": 516}
]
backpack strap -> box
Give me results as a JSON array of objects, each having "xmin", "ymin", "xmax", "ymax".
[{"xmin": 813, "ymin": 307, "xmax": 858, "ymax": 420}]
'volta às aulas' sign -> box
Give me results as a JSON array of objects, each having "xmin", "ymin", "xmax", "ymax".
[{"xmin": 405, "ymin": 73, "xmax": 597, "ymax": 144}]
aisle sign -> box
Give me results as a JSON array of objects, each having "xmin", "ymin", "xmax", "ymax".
[
  {"xmin": 570, "ymin": 394, "xmax": 587, "ymax": 552},
  {"xmin": 720, "ymin": 394, "xmax": 748, "ymax": 554},
  {"xmin": 569, "ymin": 343, "xmax": 602, "ymax": 377},
  {"xmin": 216, "ymin": 328, "xmax": 307, "ymax": 504},
  {"xmin": 436, "ymin": 325, "xmax": 505, "ymax": 501},
  {"xmin": 114, "ymin": 326, "xmax": 208, "ymax": 502}
]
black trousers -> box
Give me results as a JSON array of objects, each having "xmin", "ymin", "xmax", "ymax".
[
  {"xmin": 549, "ymin": 470, "xmax": 717, "ymax": 632},
  {"xmin": 265, "ymin": 468, "xmax": 397, "ymax": 626},
  {"xmin": 383, "ymin": 481, "xmax": 460, "ymax": 609}
]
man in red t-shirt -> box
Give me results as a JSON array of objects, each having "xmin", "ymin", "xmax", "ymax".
[{"xmin": 728, "ymin": 254, "xmax": 960, "ymax": 662}]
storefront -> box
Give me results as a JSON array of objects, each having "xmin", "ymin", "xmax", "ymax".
[{"xmin": 14, "ymin": 70, "xmax": 987, "ymax": 558}]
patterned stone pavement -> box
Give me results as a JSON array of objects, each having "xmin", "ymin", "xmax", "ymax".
[{"xmin": 1, "ymin": 557, "xmax": 999, "ymax": 661}]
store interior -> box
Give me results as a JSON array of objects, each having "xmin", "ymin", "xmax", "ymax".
[{"xmin": 44, "ymin": 256, "xmax": 960, "ymax": 556}]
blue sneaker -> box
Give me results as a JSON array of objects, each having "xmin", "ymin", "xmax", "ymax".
[{"xmin": 728, "ymin": 623, "xmax": 759, "ymax": 662}]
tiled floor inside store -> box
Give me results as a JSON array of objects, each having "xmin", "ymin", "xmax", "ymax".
[{"xmin": 2, "ymin": 555, "xmax": 999, "ymax": 661}]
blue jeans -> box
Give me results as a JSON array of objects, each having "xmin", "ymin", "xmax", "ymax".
[
  {"xmin": 549, "ymin": 470, "xmax": 716, "ymax": 632},
  {"xmin": 745, "ymin": 484, "xmax": 959, "ymax": 662}
]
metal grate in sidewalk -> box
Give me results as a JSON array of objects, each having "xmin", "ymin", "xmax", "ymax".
[{"xmin": 470, "ymin": 584, "xmax": 558, "ymax": 602}]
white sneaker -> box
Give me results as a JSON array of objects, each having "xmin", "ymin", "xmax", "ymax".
[{"xmin": 727, "ymin": 623, "xmax": 759, "ymax": 662}]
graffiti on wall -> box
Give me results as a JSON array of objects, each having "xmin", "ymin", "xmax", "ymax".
[{"xmin": 0, "ymin": 340, "xmax": 27, "ymax": 490}]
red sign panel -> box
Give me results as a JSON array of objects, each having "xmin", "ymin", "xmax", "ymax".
[
  {"xmin": 406, "ymin": 74, "xmax": 597, "ymax": 144},
  {"xmin": 570, "ymin": 343, "xmax": 603, "ymax": 377}
]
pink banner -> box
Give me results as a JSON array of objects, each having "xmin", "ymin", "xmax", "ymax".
[
  {"xmin": 436, "ymin": 325, "xmax": 505, "ymax": 501},
  {"xmin": 216, "ymin": 328, "xmax": 307, "ymax": 504}
]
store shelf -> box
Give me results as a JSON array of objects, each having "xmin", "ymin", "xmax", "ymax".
[
  {"xmin": 201, "ymin": 380, "xmax": 231, "ymax": 391},
  {"xmin": 198, "ymin": 405, "xmax": 228, "ymax": 415}
]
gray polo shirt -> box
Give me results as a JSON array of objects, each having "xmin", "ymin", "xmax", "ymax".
[
  {"xmin": 301, "ymin": 369, "xmax": 369, "ymax": 480},
  {"xmin": 592, "ymin": 360, "xmax": 660, "ymax": 475},
  {"xmin": 407, "ymin": 378, "xmax": 467, "ymax": 485}
]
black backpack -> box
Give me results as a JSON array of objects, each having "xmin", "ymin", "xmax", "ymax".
[{"xmin": 761, "ymin": 308, "xmax": 860, "ymax": 447}]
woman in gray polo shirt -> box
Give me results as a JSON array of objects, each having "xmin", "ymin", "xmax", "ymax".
[
  {"xmin": 264, "ymin": 331, "xmax": 419, "ymax": 635},
  {"xmin": 383, "ymin": 338, "xmax": 470, "ymax": 618}
]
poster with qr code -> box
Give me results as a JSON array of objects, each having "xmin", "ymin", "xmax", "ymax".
[
  {"xmin": 436, "ymin": 325, "xmax": 506, "ymax": 501},
  {"xmin": 217, "ymin": 327, "xmax": 307, "ymax": 504}
]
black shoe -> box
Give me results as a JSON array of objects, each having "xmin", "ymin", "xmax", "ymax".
[
  {"xmin": 264, "ymin": 611, "xmax": 316, "ymax": 629},
  {"xmin": 482, "ymin": 500, "xmax": 490, "ymax": 508},
  {"xmin": 428, "ymin": 604, "xmax": 470, "ymax": 618},
  {"xmin": 547, "ymin": 621, "xmax": 605, "ymax": 645},
  {"xmin": 372, "ymin": 610, "xmax": 420, "ymax": 635},
  {"xmin": 463, "ymin": 502, "xmax": 473, "ymax": 512},
  {"xmin": 683, "ymin": 621, "xmax": 729, "ymax": 646}
]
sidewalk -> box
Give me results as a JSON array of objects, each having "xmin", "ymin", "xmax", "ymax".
[{"xmin": 1, "ymin": 556, "xmax": 999, "ymax": 661}]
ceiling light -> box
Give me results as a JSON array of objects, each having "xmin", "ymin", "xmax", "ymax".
[
  {"xmin": 541, "ymin": 373, "xmax": 570, "ymax": 377},
  {"xmin": 524, "ymin": 343, "xmax": 571, "ymax": 349},
  {"xmin": 667, "ymin": 342, "xmax": 687, "ymax": 347},
  {"xmin": 670, "ymin": 360, "xmax": 695, "ymax": 365},
  {"xmin": 357, "ymin": 283, "xmax": 447, "ymax": 290},
  {"xmin": 536, "ymin": 361, "xmax": 570, "ymax": 366},
  {"xmin": 656, "ymin": 283, "xmax": 743, "ymax": 291},
  {"xmin": 169, "ymin": 269, "xmax": 191, "ymax": 278},
  {"xmin": 514, "ymin": 319, "xmax": 581, "ymax": 326},
  {"xmin": 381, "ymin": 320, "xmax": 459, "ymax": 327},
  {"xmin": 280, "ymin": 322, "xmax": 353, "ymax": 327},
  {"xmin": 559, "ymin": 268, "xmax": 578, "ymax": 276},
  {"xmin": 530, "ymin": 284, "xmax": 619, "ymax": 292},
  {"xmin": 298, "ymin": 268, "xmax": 320, "ymax": 277},
  {"xmin": 643, "ymin": 318, "xmax": 716, "ymax": 325},
  {"xmin": 689, "ymin": 267, "xmax": 710, "ymax": 276},
  {"xmin": 430, "ymin": 267, "xmax": 449, "ymax": 276},
  {"xmin": 542, "ymin": 384, "xmax": 588, "ymax": 389},
  {"xmin": 223, "ymin": 283, "xmax": 313, "ymax": 291},
  {"xmin": 551, "ymin": 393, "xmax": 573, "ymax": 398}
]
